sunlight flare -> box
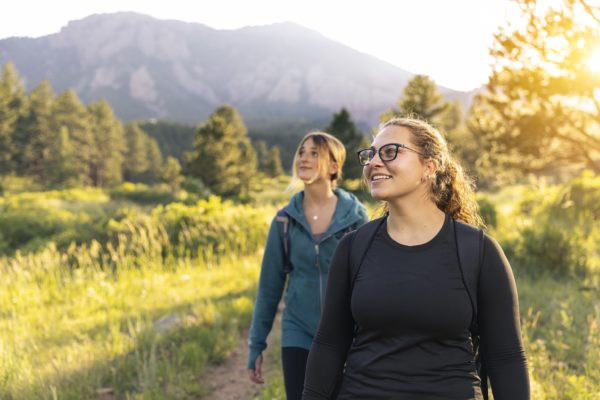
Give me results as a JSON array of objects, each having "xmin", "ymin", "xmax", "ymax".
[{"xmin": 585, "ymin": 46, "xmax": 600, "ymax": 73}]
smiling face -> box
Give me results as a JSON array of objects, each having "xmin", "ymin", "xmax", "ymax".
[{"xmin": 364, "ymin": 125, "xmax": 434, "ymax": 202}]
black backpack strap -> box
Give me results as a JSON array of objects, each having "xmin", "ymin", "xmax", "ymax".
[
  {"xmin": 453, "ymin": 219, "xmax": 487, "ymax": 399},
  {"xmin": 275, "ymin": 209, "xmax": 293, "ymax": 274},
  {"xmin": 349, "ymin": 217, "xmax": 386, "ymax": 291}
]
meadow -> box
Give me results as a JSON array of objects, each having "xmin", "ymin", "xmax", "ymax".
[{"xmin": 0, "ymin": 173, "xmax": 598, "ymax": 399}]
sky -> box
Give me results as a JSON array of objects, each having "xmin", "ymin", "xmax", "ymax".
[{"xmin": 0, "ymin": 0, "xmax": 519, "ymax": 92}]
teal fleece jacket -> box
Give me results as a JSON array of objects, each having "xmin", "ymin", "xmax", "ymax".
[{"xmin": 247, "ymin": 188, "xmax": 368, "ymax": 369}]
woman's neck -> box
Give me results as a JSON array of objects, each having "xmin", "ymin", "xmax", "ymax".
[
  {"xmin": 303, "ymin": 180, "xmax": 336, "ymax": 206},
  {"xmin": 385, "ymin": 199, "xmax": 446, "ymax": 246}
]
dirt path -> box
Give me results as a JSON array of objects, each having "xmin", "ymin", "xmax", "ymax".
[
  {"xmin": 199, "ymin": 332, "xmax": 263, "ymax": 400},
  {"xmin": 200, "ymin": 309, "xmax": 282, "ymax": 400}
]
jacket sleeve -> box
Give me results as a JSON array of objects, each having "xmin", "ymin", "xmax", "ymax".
[
  {"xmin": 247, "ymin": 217, "xmax": 287, "ymax": 369},
  {"xmin": 479, "ymin": 235, "xmax": 530, "ymax": 399},
  {"xmin": 303, "ymin": 233, "xmax": 355, "ymax": 399}
]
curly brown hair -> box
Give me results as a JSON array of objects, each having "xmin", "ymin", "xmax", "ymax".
[{"xmin": 380, "ymin": 117, "xmax": 484, "ymax": 227}]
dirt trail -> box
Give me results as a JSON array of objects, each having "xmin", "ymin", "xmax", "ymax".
[
  {"xmin": 200, "ymin": 308, "xmax": 282, "ymax": 400},
  {"xmin": 199, "ymin": 332, "xmax": 264, "ymax": 400}
]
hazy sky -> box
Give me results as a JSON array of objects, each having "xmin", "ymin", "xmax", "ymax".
[{"xmin": 0, "ymin": 0, "xmax": 518, "ymax": 91}]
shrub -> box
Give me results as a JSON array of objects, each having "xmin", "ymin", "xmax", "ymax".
[
  {"xmin": 476, "ymin": 194, "xmax": 497, "ymax": 229},
  {"xmin": 508, "ymin": 171, "xmax": 600, "ymax": 278},
  {"xmin": 109, "ymin": 183, "xmax": 177, "ymax": 204}
]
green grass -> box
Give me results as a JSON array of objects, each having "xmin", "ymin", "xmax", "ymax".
[
  {"xmin": 518, "ymin": 274, "xmax": 600, "ymax": 399},
  {"xmin": 1, "ymin": 176, "xmax": 599, "ymax": 399},
  {"xmin": 0, "ymin": 251, "xmax": 262, "ymax": 399}
]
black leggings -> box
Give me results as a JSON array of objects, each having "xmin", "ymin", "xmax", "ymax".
[{"xmin": 282, "ymin": 347, "xmax": 310, "ymax": 400}]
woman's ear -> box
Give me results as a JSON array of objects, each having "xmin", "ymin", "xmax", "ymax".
[
  {"xmin": 423, "ymin": 159, "xmax": 438, "ymax": 180},
  {"xmin": 329, "ymin": 160, "xmax": 339, "ymax": 175}
]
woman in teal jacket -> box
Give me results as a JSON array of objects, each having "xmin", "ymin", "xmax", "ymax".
[{"xmin": 247, "ymin": 131, "xmax": 368, "ymax": 400}]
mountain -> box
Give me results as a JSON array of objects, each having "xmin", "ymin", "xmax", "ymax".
[{"xmin": 0, "ymin": 12, "xmax": 475, "ymax": 128}]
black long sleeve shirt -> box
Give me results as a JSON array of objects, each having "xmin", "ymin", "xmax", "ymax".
[{"xmin": 303, "ymin": 215, "xmax": 529, "ymax": 399}]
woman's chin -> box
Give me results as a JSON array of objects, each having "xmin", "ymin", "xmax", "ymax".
[{"xmin": 369, "ymin": 188, "xmax": 388, "ymax": 201}]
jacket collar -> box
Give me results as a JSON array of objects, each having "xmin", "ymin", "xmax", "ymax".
[{"xmin": 283, "ymin": 188, "xmax": 364, "ymax": 236}]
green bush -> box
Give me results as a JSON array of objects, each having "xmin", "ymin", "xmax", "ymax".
[
  {"xmin": 0, "ymin": 207, "xmax": 78, "ymax": 251},
  {"xmin": 109, "ymin": 183, "xmax": 177, "ymax": 204},
  {"xmin": 508, "ymin": 171, "xmax": 600, "ymax": 278},
  {"xmin": 476, "ymin": 194, "xmax": 497, "ymax": 229},
  {"xmin": 0, "ymin": 189, "xmax": 110, "ymax": 255},
  {"xmin": 181, "ymin": 177, "xmax": 211, "ymax": 199}
]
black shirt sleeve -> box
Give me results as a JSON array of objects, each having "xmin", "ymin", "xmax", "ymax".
[
  {"xmin": 479, "ymin": 235, "xmax": 530, "ymax": 399},
  {"xmin": 303, "ymin": 232, "xmax": 355, "ymax": 400}
]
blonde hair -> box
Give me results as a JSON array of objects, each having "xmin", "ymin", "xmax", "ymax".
[
  {"xmin": 290, "ymin": 131, "xmax": 346, "ymax": 188},
  {"xmin": 379, "ymin": 118, "xmax": 484, "ymax": 227}
]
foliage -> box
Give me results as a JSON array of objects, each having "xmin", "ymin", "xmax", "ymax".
[
  {"xmin": 123, "ymin": 122, "xmax": 164, "ymax": 184},
  {"xmin": 0, "ymin": 188, "xmax": 110, "ymax": 255},
  {"xmin": 325, "ymin": 107, "xmax": 369, "ymax": 181},
  {"xmin": 264, "ymin": 146, "xmax": 285, "ymax": 177},
  {"xmin": 518, "ymin": 275, "xmax": 600, "ymax": 399},
  {"xmin": 139, "ymin": 120, "xmax": 195, "ymax": 163},
  {"xmin": 491, "ymin": 171, "xmax": 600, "ymax": 278},
  {"xmin": 109, "ymin": 183, "xmax": 178, "ymax": 205},
  {"xmin": 185, "ymin": 105, "xmax": 257, "ymax": 198},
  {"xmin": 476, "ymin": 194, "xmax": 497, "ymax": 229},
  {"xmin": 379, "ymin": 75, "xmax": 459, "ymax": 131},
  {"xmin": 180, "ymin": 176, "xmax": 212, "ymax": 199},
  {"xmin": 87, "ymin": 100, "xmax": 126, "ymax": 187},
  {"xmin": 0, "ymin": 62, "xmax": 27, "ymax": 173},
  {"xmin": 51, "ymin": 89, "xmax": 95, "ymax": 185},
  {"xmin": 0, "ymin": 63, "xmax": 172, "ymax": 189},
  {"xmin": 469, "ymin": 0, "xmax": 600, "ymax": 181},
  {"xmin": 12, "ymin": 80, "xmax": 55, "ymax": 180},
  {"xmin": 161, "ymin": 156, "xmax": 184, "ymax": 191},
  {"xmin": 254, "ymin": 140, "xmax": 284, "ymax": 177}
]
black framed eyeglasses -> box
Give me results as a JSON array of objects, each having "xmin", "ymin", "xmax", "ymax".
[{"xmin": 357, "ymin": 143, "xmax": 424, "ymax": 166}]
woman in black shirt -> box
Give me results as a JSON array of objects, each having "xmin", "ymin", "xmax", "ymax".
[{"xmin": 302, "ymin": 118, "xmax": 529, "ymax": 399}]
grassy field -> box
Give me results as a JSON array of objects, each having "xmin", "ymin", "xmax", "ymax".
[
  {"xmin": 0, "ymin": 250, "xmax": 262, "ymax": 399},
  {"xmin": 0, "ymin": 173, "xmax": 598, "ymax": 399}
]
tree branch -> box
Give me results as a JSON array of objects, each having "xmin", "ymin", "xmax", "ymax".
[{"xmin": 581, "ymin": 0, "xmax": 600, "ymax": 24}]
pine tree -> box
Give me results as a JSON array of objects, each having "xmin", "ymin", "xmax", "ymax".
[
  {"xmin": 0, "ymin": 62, "xmax": 27, "ymax": 173},
  {"xmin": 87, "ymin": 100, "xmax": 126, "ymax": 187},
  {"xmin": 380, "ymin": 75, "xmax": 450, "ymax": 125},
  {"xmin": 325, "ymin": 108, "xmax": 369, "ymax": 180},
  {"xmin": 14, "ymin": 80, "xmax": 55, "ymax": 181},
  {"xmin": 45, "ymin": 127, "xmax": 79, "ymax": 186},
  {"xmin": 161, "ymin": 156, "xmax": 183, "ymax": 191},
  {"xmin": 264, "ymin": 146, "xmax": 285, "ymax": 177},
  {"xmin": 144, "ymin": 138, "xmax": 163, "ymax": 183},
  {"xmin": 51, "ymin": 90, "xmax": 94, "ymax": 185},
  {"xmin": 185, "ymin": 105, "xmax": 257, "ymax": 198},
  {"xmin": 254, "ymin": 140, "xmax": 269, "ymax": 172},
  {"xmin": 123, "ymin": 122, "xmax": 150, "ymax": 182}
]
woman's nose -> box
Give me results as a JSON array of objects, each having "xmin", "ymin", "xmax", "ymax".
[{"xmin": 370, "ymin": 149, "xmax": 384, "ymax": 166}]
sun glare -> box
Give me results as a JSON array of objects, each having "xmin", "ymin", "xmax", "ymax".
[{"xmin": 585, "ymin": 47, "xmax": 600, "ymax": 73}]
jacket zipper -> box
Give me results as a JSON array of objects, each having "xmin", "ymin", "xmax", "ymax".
[{"xmin": 315, "ymin": 243, "xmax": 323, "ymax": 311}]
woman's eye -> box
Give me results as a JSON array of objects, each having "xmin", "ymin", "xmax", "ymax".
[
  {"xmin": 383, "ymin": 148, "xmax": 396, "ymax": 158},
  {"xmin": 311, "ymin": 152, "xmax": 318, "ymax": 158}
]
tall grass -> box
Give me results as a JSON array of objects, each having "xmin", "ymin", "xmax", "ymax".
[
  {"xmin": 0, "ymin": 194, "xmax": 272, "ymax": 399},
  {"xmin": 0, "ymin": 250, "xmax": 261, "ymax": 399}
]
